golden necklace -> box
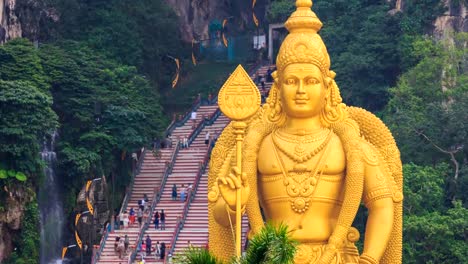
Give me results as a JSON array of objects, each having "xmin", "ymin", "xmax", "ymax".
[
  {"xmin": 271, "ymin": 134, "xmax": 332, "ymax": 214},
  {"xmin": 272, "ymin": 129, "xmax": 332, "ymax": 166}
]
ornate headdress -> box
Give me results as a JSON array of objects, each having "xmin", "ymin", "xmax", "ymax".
[
  {"xmin": 267, "ymin": 0, "xmax": 344, "ymax": 126},
  {"xmin": 276, "ymin": 0, "xmax": 333, "ymax": 78}
]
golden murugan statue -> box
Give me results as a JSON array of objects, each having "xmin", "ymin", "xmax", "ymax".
[{"xmin": 207, "ymin": 1, "xmax": 403, "ymax": 263}]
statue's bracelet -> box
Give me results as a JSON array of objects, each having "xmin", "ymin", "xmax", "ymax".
[{"xmin": 359, "ymin": 253, "xmax": 378, "ymax": 264}]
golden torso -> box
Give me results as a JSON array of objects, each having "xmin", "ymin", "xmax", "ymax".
[{"xmin": 258, "ymin": 128, "xmax": 346, "ymax": 243}]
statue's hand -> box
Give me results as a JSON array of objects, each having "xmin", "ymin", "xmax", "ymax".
[{"xmin": 217, "ymin": 167, "xmax": 250, "ymax": 210}]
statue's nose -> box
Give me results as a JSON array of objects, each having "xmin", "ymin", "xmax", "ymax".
[{"xmin": 296, "ymin": 80, "xmax": 306, "ymax": 94}]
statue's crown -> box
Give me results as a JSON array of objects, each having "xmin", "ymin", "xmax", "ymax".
[{"xmin": 276, "ymin": 0, "xmax": 332, "ymax": 78}]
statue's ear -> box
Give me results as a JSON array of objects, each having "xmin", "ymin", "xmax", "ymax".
[{"xmin": 272, "ymin": 70, "xmax": 279, "ymax": 84}]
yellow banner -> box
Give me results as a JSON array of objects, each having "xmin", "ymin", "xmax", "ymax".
[
  {"xmin": 85, "ymin": 180, "xmax": 92, "ymax": 192},
  {"xmin": 62, "ymin": 247, "xmax": 68, "ymax": 260},
  {"xmin": 222, "ymin": 19, "xmax": 228, "ymax": 47},
  {"xmin": 192, "ymin": 39, "xmax": 197, "ymax": 66},
  {"xmin": 172, "ymin": 58, "xmax": 180, "ymax": 88},
  {"xmin": 75, "ymin": 213, "xmax": 81, "ymax": 226},
  {"xmin": 253, "ymin": 12, "xmax": 259, "ymax": 27},
  {"xmin": 86, "ymin": 197, "xmax": 94, "ymax": 215},
  {"xmin": 75, "ymin": 231, "xmax": 82, "ymax": 250}
]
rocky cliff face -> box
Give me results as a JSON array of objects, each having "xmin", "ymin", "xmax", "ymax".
[
  {"xmin": 390, "ymin": 0, "xmax": 467, "ymax": 37},
  {"xmin": 433, "ymin": 0, "xmax": 467, "ymax": 38},
  {"xmin": 0, "ymin": 185, "xmax": 34, "ymax": 262},
  {"xmin": 0, "ymin": 0, "xmax": 53, "ymax": 43},
  {"xmin": 164, "ymin": 0, "xmax": 265, "ymax": 42},
  {"xmin": 75, "ymin": 178, "xmax": 110, "ymax": 254}
]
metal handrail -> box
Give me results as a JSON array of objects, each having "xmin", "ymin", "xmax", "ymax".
[
  {"xmin": 188, "ymin": 108, "xmax": 221, "ymax": 145},
  {"xmin": 165, "ymin": 127, "xmax": 215, "ymax": 261},
  {"xmin": 120, "ymin": 148, "xmax": 147, "ymax": 216},
  {"xmin": 91, "ymin": 222, "xmax": 110, "ymax": 264},
  {"xmin": 165, "ymin": 97, "xmax": 202, "ymax": 137},
  {"xmin": 129, "ymin": 142, "xmax": 181, "ymax": 263}
]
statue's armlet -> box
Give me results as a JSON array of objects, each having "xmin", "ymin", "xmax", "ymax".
[{"xmin": 362, "ymin": 142, "xmax": 393, "ymax": 208}]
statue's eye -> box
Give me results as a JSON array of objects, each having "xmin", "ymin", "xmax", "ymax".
[
  {"xmin": 306, "ymin": 78, "xmax": 319, "ymax": 85},
  {"xmin": 286, "ymin": 79, "xmax": 296, "ymax": 85}
]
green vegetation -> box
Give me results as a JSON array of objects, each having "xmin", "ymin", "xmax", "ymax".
[
  {"xmin": 0, "ymin": 0, "xmax": 466, "ymax": 262},
  {"xmin": 164, "ymin": 62, "xmax": 237, "ymax": 112},
  {"xmin": 177, "ymin": 223, "xmax": 297, "ymax": 264},
  {"xmin": 3, "ymin": 201, "xmax": 41, "ymax": 264},
  {"xmin": 267, "ymin": 0, "xmax": 446, "ymax": 111}
]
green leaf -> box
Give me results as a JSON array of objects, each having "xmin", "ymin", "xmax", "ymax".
[
  {"xmin": 0, "ymin": 170, "xmax": 7, "ymax": 179},
  {"xmin": 15, "ymin": 172, "xmax": 27, "ymax": 182},
  {"xmin": 7, "ymin": 170, "xmax": 16, "ymax": 177}
]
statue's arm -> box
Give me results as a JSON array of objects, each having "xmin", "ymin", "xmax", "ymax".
[{"xmin": 361, "ymin": 145, "xmax": 394, "ymax": 263}]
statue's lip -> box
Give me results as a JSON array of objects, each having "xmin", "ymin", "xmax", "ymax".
[{"xmin": 294, "ymin": 98, "xmax": 309, "ymax": 104}]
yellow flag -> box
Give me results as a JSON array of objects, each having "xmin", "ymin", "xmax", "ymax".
[
  {"xmin": 75, "ymin": 213, "xmax": 81, "ymax": 226},
  {"xmin": 86, "ymin": 197, "xmax": 94, "ymax": 215},
  {"xmin": 85, "ymin": 180, "xmax": 92, "ymax": 192},
  {"xmin": 191, "ymin": 39, "xmax": 197, "ymax": 66},
  {"xmin": 253, "ymin": 12, "xmax": 259, "ymax": 27},
  {"xmin": 75, "ymin": 231, "xmax": 82, "ymax": 250},
  {"xmin": 62, "ymin": 247, "xmax": 68, "ymax": 260},
  {"xmin": 172, "ymin": 58, "xmax": 180, "ymax": 88},
  {"xmin": 222, "ymin": 19, "xmax": 228, "ymax": 47}
]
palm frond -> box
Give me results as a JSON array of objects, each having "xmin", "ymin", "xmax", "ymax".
[
  {"xmin": 174, "ymin": 246, "xmax": 223, "ymax": 264},
  {"xmin": 240, "ymin": 222, "xmax": 297, "ymax": 264}
]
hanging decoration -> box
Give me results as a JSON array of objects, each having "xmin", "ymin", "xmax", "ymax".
[
  {"xmin": 172, "ymin": 58, "xmax": 180, "ymax": 88},
  {"xmin": 222, "ymin": 19, "xmax": 228, "ymax": 47},
  {"xmin": 86, "ymin": 197, "xmax": 94, "ymax": 215},
  {"xmin": 252, "ymin": 0, "xmax": 259, "ymax": 27},
  {"xmin": 75, "ymin": 231, "xmax": 82, "ymax": 250},
  {"xmin": 61, "ymin": 245, "xmax": 77, "ymax": 260},
  {"xmin": 62, "ymin": 247, "xmax": 68, "ymax": 260},
  {"xmin": 192, "ymin": 39, "xmax": 197, "ymax": 66}
]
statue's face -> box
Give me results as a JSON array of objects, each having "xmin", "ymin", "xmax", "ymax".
[{"xmin": 280, "ymin": 63, "xmax": 326, "ymax": 118}]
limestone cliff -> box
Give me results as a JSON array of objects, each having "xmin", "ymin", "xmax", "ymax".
[
  {"xmin": 433, "ymin": 0, "xmax": 467, "ymax": 38},
  {"xmin": 0, "ymin": 0, "xmax": 54, "ymax": 43},
  {"xmin": 390, "ymin": 0, "xmax": 467, "ymax": 37},
  {"xmin": 164, "ymin": 0, "xmax": 266, "ymax": 42},
  {"xmin": 75, "ymin": 178, "xmax": 110, "ymax": 254},
  {"xmin": 0, "ymin": 185, "xmax": 34, "ymax": 262}
]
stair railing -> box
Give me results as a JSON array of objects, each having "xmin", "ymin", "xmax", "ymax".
[
  {"xmin": 128, "ymin": 141, "xmax": 180, "ymax": 263},
  {"xmin": 165, "ymin": 142, "xmax": 214, "ymax": 261},
  {"xmin": 91, "ymin": 222, "xmax": 110, "ymax": 264},
  {"xmin": 188, "ymin": 108, "xmax": 221, "ymax": 146},
  {"xmin": 165, "ymin": 96, "xmax": 202, "ymax": 137},
  {"xmin": 119, "ymin": 148, "xmax": 147, "ymax": 217}
]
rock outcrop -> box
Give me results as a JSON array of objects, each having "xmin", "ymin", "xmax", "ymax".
[
  {"xmin": 0, "ymin": 0, "xmax": 54, "ymax": 43},
  {"xmin": 0, "ymin": 185, "xmax": 34, "ymax": 262},
  {"xmin": 433, "ymin": 0, "xmax": 467, "ymax": 38},
  {"xmin": 75, "ymin": 177, "xmax": 110, "ymax": 254}
]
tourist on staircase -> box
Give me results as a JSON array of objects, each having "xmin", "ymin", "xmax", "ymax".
[
  {"xmin": 180, "ymin": 184, "xmax": 186, "ymax": 201},
  {"xmin": 137, "ymin": 207, "xmax": 143, "ymax": 227},
  {"xmin": 129, "ymin": 207, "xmax": 135, "ymax": 225},
  {"xmin": 153, "ymin": 211, "xmax": 160, "ymax": 230},
  {"xmin": 160, "ymin": 210, "xmax": 166, "ymax": 230},
  {"xmin": 160, "ymin": 242, "xmax": 166, "ymax": 260},
  {"xmin": 204, "ymin": 131, "xmax": 210, "ymax": 146},
  {"xmin": 183, "ymin": 135, "xmax": 188, "ymax": 148},
  {"xmin": 117, "ymin": 238, "xmax": 125, "ymax": 259},
  {"xmin": 124, "ymin": 234, "xmax": 129, "ymax": 254},
  {"xmin": 146, "ymin": 235, "xmax": 152, "ymax": 256},
  {"xmin": 171, "ymin": 184, "xmax": 177, "ymax": 201},
  {"xmin": 122, "ymin": 211, "xmax": 129, "ymax": 229}
]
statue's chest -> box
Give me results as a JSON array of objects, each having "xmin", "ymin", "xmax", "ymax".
[{"xmin": 257, "ymin": 134, "xmax": 346, "ymax": 213}]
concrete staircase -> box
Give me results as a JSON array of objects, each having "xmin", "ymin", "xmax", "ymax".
[{"xmin": 97, "ymin": 149, "xmax": 173, "ymax": 263}]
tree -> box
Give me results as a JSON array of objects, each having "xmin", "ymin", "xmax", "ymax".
[
  {"xmin": 0, "ymin": 80, "xmax": 57, "ymax": 178},
  {"xmin": 384, "ymin": 33, "xmax": 468, "ymax": 202}
]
